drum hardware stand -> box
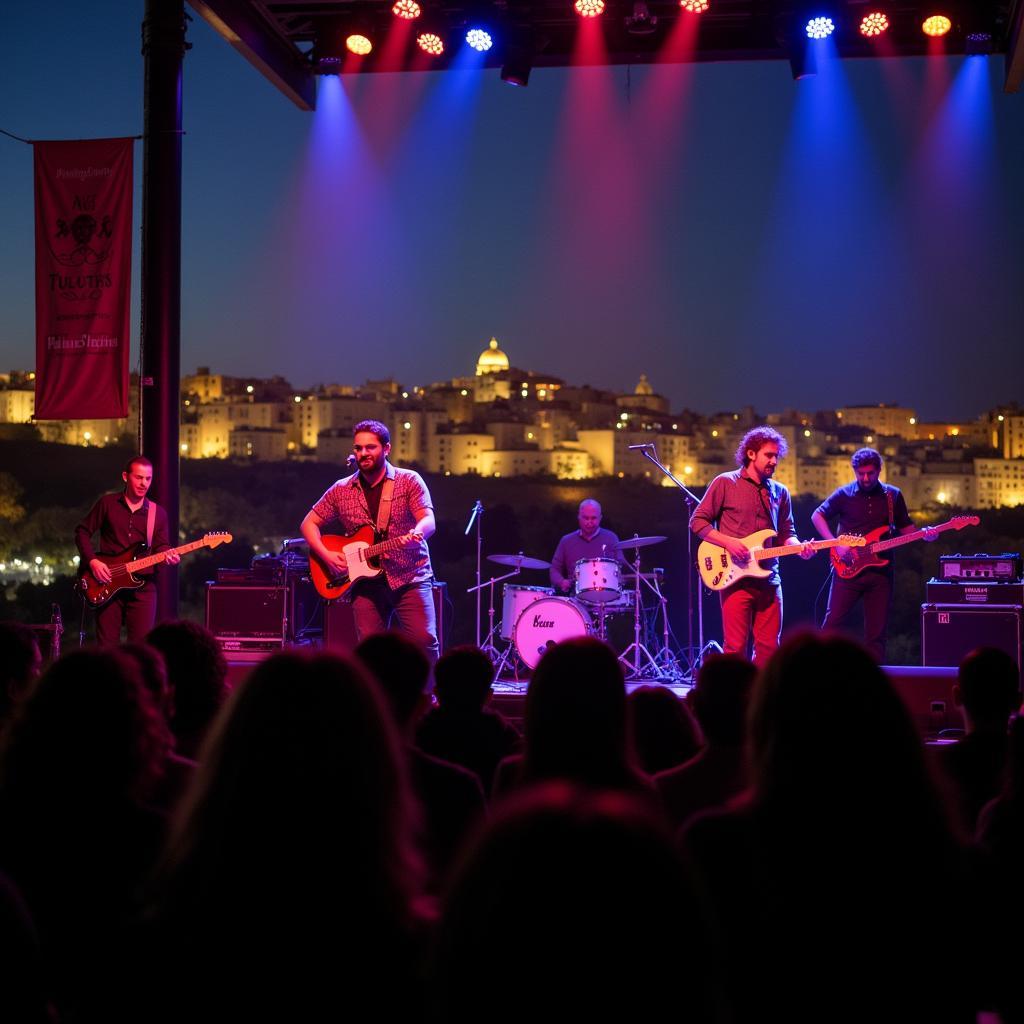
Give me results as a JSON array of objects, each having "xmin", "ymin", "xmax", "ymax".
[
  {"xmin": 467, "ymin": 563, "xmax": 521, "ymax": 662},
  {"xmin": 630, "ymin": 445, "xmax": 705, "ymax": 683},
  {"xmin": 648, "ymin": 569, "xmax": 686, "ymax": 683},
  {"xmin": 618, "ymin": 542, "xmax": 664, "ymax": 682},
  {"xmin": 465, "ymin": 500, "xmax": 484, "ymax": 647}
]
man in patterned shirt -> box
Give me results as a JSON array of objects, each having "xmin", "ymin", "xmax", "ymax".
[{"xmin": 301, "ymin": 420, "xmax": 439, "ymax": 660}]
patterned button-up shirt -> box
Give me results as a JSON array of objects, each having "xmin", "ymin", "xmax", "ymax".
[{"xmin": 311, "ymin": 462, "xmax": 434, "ymax": 590}]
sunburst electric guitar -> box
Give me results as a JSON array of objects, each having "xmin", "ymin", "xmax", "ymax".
[
  {"xmin": 829, "ymin": 515, "xmax": 980, "ymax": 579},
  {"xmin": 309, "ymin": 525, "xmax": 418, "ymax": 600},
  {"xmin": 698, "ymin": 530, "xmax": 865, "ymax": 591},
  {"xmin": 79, "ymin": 532, "xmax": 233, "ymax": 608}
]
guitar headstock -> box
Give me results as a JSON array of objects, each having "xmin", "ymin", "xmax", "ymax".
[
  {"xmin": 951, "ymin": 516, "xmax": 981, "ymax": 530},
  {"xmin": 204, "ymin": 532, "xmax": 233, "ymax": 548},
  {"xmin": 836, "ymin": 534, "xmax": 867, "ymax": 547}
]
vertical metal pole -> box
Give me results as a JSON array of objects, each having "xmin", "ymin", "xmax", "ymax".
[{"xmin": 141, "ymin": 0, "xmax": 186, "ymax": 621}]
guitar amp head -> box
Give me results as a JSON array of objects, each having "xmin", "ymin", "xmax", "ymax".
[{"xmin": 940, "ymin": 553, "xmax": 1022, "ymax": 581}]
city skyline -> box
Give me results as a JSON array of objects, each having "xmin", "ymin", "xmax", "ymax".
[{"xmin": 1, "ymin": 2, "xmax": 1023, "ymax": 423}]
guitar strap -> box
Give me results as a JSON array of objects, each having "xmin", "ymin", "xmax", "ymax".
[
  {"xmin": 884, "ymin": 485, "xmax": 895, "ymax": 536},
  {"xmin": 375, "ymin": 476, "xmax": 395, "ymax": 536},
  {"xmin": 146, "ymin": 500, "xmax": 156, "ymax": 550}
]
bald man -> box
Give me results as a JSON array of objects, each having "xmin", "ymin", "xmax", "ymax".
[{"xmin": 550, "ymin": 499, "xmax": 626, "ymax": 596}]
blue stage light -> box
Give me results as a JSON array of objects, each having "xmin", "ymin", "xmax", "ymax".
[
  {"xmin": 466, "ymin": 28, "xmax": 493, "ymax": 51},
  {"xmin": 805, "ymin": 16, "xmax": 835, "ymax": 39}
]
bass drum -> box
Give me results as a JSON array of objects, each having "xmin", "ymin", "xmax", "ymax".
[
  {"xmin": 513, "ymin": 596, "xmax": 592, "ymax": 670},
  {"xmin": 501, "ymin": 584, "xmax": 554, "ymax": 640}
]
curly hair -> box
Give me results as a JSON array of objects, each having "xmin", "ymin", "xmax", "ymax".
[
  {"xmin": 735, "ymin": 426, "xmax": 788, "ymax": 467},
  {"xmin": 353, "ymin": 420, "xmax": 391, "ymax": 446}
]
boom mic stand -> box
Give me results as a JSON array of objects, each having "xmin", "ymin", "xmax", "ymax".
[
  {"xmin": 631, "ymin": 444, "xmax": 704, "ymax": 683},
  {"xmin": 465, "ymin": 500, "xmax": 483, "ymax": 647}
]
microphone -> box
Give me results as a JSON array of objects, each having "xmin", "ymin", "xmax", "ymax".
[
  {"xmin": 464, "ymin": 500, "xmax": 483, "ymax": 536},
  {"xmin": 627, "ymin": 443, "xmax": 655, "ymax": 450},
  {"xmin": 345, "ymin": 453, "xmax": 357, "ymax": 469}
]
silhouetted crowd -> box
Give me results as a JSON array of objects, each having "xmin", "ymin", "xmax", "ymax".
[{"xmin": 0, "ymin": 618, "xmax": 1021, "ymax": 1023}]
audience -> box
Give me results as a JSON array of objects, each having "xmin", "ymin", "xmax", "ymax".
[
  {"xmin": 0, "ymin": 621, "xmax": 43, "ymax": 731},
  {"xmin": 416, "ymin": 645, "xmax": 521, "ymax": 792},
  {"xmin": 627, "ymin": 683, "xmax": 702, "ymax": 775},
  {"xmin": 431, "ymin": 782, "xmax": 708, "ymax": 1022},
  {"xmin": 680, "ymin": 633, "xmax": 984, "ymax": 1023},
  {"xmin": 145, "ymin": 620, "xmax": 229, "ymax": 759},
  {"xmin": 130, "ymin": 652, "xmax": 429, "ymax": 1021},
  {"xmin": 493, "ymin": 637, "xmax": 649, "ymax": 799},
  {"xmin": 654, "ymin": 653, "xmax": 756, "ymax": 830},
  {"xmin": 356, "ymin": 633, "xmax": 486, "ymax": 890},
  {"xmin": 934, "ymin": 646, "xmax": 1020, "ymax": 835},
  {"xmin": 0, "ymin": 648, "xmax": 169, "ymax": 1019}
]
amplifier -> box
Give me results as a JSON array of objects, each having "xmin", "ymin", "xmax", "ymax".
[
  {"xmin": 939, "ymin": 553, "xmax": 1022, "ymax": 581},
  {"xmin": 205, "ymin": 584, "xmax": 288, "ymax": 647},
  {"xmin": 921, "ymin": 603, "xmax": 1023, "ymax": 682},
  {"xmin": 323, "ymin": 581, "xmax": 448, "ymax": 655},
  {"xmin": 926, "ymin": 580, "xmax": 1024, "ymax": 606}
]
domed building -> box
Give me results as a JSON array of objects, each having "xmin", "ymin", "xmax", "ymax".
[{"xmin": 475, "ymin": 338, "xmax": 510, "ymax": 376}]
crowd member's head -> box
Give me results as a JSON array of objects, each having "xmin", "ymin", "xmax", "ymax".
[
  {"xmin": 690, "ymin": 653, "xmax": 756, "ymax": 747},
  {"xmin": 433, "ymin": 782, "xmax": 698, "ymax": 1019},
  {"xmin": 433, "ymin": 646, "xmax": 494, "ymax": 714},
  {"xmin": 956, "ymin": 647, "xmax": 1020, "ymax": 733},
  {"xmin": 157, "ymin": 651, "xmax": 422, "ymax": 922},
  {"xmin": 355, "ymin": 632, "xmax": 432, "ymax": 734},
  {"xmin": 120, "ymin": 642, "xmax": 172, "ymax": 721},
  {"xmin": 0, "ymin": 648, "xmax": 169, "ymax": 809},
  {"xmin": 522, "ymin": 638, "xmax": 638, "ymax": 790},
  {"xmin": 146, "ymin": 620, "xmax": 228, "ymax": 757},
  {"xmin": 626, "ymin": 686, "xmax": 702, "ymax": 775},
  {"xmin": 750, "ymin": 633, "xmax": 946, "ymax": 833},
  {"xmin": 0, "ymin": 623, "xmax": 42, "ymax": 726}
]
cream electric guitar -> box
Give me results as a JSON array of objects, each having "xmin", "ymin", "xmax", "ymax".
[{"xmin": 698, "ymin": 530, "xmax": 865, "ymax": 591}]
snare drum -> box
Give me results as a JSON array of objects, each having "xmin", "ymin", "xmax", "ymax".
[
  {"xmin": 501, "ymin": 584, "xmax": 554, "ymax": 640},
  {"xmin": 513, "ymin": 596, "xmax": 591, "ymax": 669},
  {"xmin": 574, "ymin": 557, "xmax": 623, "ymax": 605}
]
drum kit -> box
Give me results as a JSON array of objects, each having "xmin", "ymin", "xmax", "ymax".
[{"xmin": 473, "ymin": 535, "xmax": 685, "ymax": 684}]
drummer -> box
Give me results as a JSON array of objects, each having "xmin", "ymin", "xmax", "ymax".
[{"xmin": 550, "ymin": 499, "xmax": 627, "ymax": 596}]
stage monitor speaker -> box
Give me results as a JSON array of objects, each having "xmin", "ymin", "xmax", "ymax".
[
  {"xmin": 205, "ymin": 584, "xmax": 288, "ymax": 651},
  {"xmin": 921, "ymin": 603, "xmax": 1023, "ymax": 684},
  {"xmin": 323, "ymin": 581, "xmax": 448, "ymax": 655}
]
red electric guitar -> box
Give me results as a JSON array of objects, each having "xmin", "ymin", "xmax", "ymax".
[
  {"xmin": 829, "ymin": 515, "xmax": 980, "ymax": 579},
  {"xmin": 308, "ymin": 525, "xmax": 419, "ymax": 600}
]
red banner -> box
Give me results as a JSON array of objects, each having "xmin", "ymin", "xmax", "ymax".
[{"xmin": 33, "ymin": 138, "xmax": 134, "ymax": 420}]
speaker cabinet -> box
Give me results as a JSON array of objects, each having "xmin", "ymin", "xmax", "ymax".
[
  {"xmin": 206, "ymin": 584, "xmax": 288, "ymax": 652},
  {"xmin": 921, "ymin": 603, "xmax": 1023, "ymax": 683},
  {"xmin": 323, "ymin": 581, "xmax": 447, "ymax": 655},
  {"xmin": 883, "ymin": 664, "xmax": 960, "ymax": 736}
]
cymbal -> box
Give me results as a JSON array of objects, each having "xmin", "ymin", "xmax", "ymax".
[
  {"xmin": 487, "ymin": 553, "xmax": 552, "ymax": 570},
  {"xmin": 612, "ymin": 535, "xmax": 667, "ymax": 550}
]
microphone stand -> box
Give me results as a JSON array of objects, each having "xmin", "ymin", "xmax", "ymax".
[
  {"xmin": 634, "ymin": 446, "xmax": 704, "ymax": 683},
  {"xmin": 464, "ymin": 501, "xmax": 483, "ymax": 647}
]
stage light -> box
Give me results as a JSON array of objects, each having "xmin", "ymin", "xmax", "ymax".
[
  {"xmin": 575, "ymin": 0, "xmax": 605, "ymax": 17},
  {"xmin": 346, "ymin": 33, "xmax": 373, "ymax": 55},
  {"xmin": 965, "ymin": 31, "xmax": 993, "ymax": 55},
  {"xmin": 805, "ymin": 16, "xmax": 835, "ymax": 39},
  {"xmin": 626, "ymin": 1, "xmax": 658, "ymax": 35},
  {"xmin": 392, "ymin": 0, "xmax": 422, "ymax": 18},
  {"xmin": 860, "ymin": 11, "xmax": 888, "ymax": 36},
  {"xmin": 466, "ymin": 27, "xmax": 493, "ymax": 51},
  {"xmin": 921, "ymin": 14, "xmax": 952, "ymax": 37},
  {"xmin": 680, "ymin": 0, "xmax": 709, "ymax": 11},
  {"xmin": 501, "ymin": 27, "xmax": 536, "ymax": 86},
  {"xmin": 416, "ymin": 30, "xmax": 445, "ymax": 55}
]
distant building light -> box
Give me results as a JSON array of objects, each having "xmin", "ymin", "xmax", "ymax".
[
  {"xmin": 620, "ymin": 413, "xmax": 629, "ymax": 421},
  {"xmin": 35, "ymin": 556, "xmax": 42, "ymax": 565},
  {"xmin": 404, "ymin": 421, "xmax": 412, "ymax": 430},
  {"xmin": 294, "ymin": 396, "xmax": 302, "ymax": 403},
  {"xmin": 803, "ymin": 429, "xmax": 811, "ymax": 437},
  {"xmin": 866, "ymin": 435, "xmax": 874, "ymax": 443},
  {"xmin": 733, "ymin": 414, "xmax": 738, "ymax": 420},
  {"xmin": 184, "ymin": 400, "xmax": 191, "ymax": 407},
  {"xmin": 83, "ymin": 431, "xmax": 91, "ymax": 441},
  {"xmin": 672, "ymin": 423, "xmax": 678, "ymax": 430},
  {"xmin": 180, "ymin": 443, "xmax": 189, "ymax": 452},
  {"xmin": 617, "ymin": 471, "xmax": 625, "ymax": 479},
  {"xmin": 527, "ymin": 432, "xmax": 534, "ymax": 439},
  {"xmin": 909, "ymin": 417, "xmax": 916, "ymax": 425},
  {"xmin": 998, "ymin": 414, "xmax": 1005, "ymax": 422},
  {"xmin": 711, "ymin": 429, "xmax": 718, "ymax": 437},
  {"xmin": 538, "ymin": 388, "xmax": 546, "ymax": 397},
  {"xmin": 936, "ymin": 491, "xmax": 948, "ymax": 503},
  {"xmin": 521, "ymin": 389, "xmax": 529, "ymax": 398},
  {"xmin": 402, "ymin": 391, "xmax": 409, "ymax": 399},
  {"xmin": 951, "ymin": 427, "xmax": 960, "ymax": 436},
  {"xmin": 460, "ymin": 389, "xmax": 468, "ymax": 396},
  {"xmin": 684, "ymin": 465, "xmax": 693, "ymax": 474},
  {"xmin": 444, "ymin": 470, "xmax": 451, "ymax": 477},
  {"xmin": 247, "ymin": 385, "xmax": 254, "ymax": 394}
]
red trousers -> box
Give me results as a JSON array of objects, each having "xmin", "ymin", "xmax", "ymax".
[{"xmin": 720, "ymin": 578, "xmax": 782, "ymax": 665}]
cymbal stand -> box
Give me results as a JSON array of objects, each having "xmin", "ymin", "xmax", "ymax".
[
  {"xmin": 649, "ymin": 569, "xmax": 685, "ymax": 683},
  {"xmin": 467, "ymin": 565, "xmax": 520, "ymax": 663},
  {"xmin": 618, "ymin": 546, "xmax": 662, "ymax": 682}
]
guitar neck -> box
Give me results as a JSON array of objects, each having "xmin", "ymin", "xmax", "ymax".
[
  {"xmin": 871, "ymin": 520, "xmax": 957, "ymax": 554},
  {"xmin": 363, "ymin": 534, "xmax": 411, "ymax": 559},
  {"xmin": 757, "ymin": 538, "xmax": 844, "ymax": 560},
  {"xmin": 126, "ymin": 538, "xmax": 207, "ymax": 572}
]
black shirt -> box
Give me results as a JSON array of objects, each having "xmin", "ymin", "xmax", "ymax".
[
  {"xmin": 813, "ymin": 482, "xmax": 913, "ymax": 571},
  {"xmin": 359, "ymin": 475, "xmax": 386, "ymax": 529},
  {"xmin": 75, "ymin": 493, "xmax": 171, "ymax": 577}
]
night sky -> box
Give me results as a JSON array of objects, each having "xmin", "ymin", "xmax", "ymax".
[{"xmin": 1, "ymin": 2, "xmax": 1022, "ymax": 421}]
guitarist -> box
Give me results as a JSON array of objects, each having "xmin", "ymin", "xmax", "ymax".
[
  {"xmin": 74, "ymin": 455, "xmax": 180, "ymax": 644},
  {"xmin": 691, "ymin": 427, "xmax": 815, "ymax": 664},
  {"xmin": 810, "ymin": 447, "xmax": 935, "ymax": 662},
  {"xmin": 300, "ymin": 420, "xmax": 439, "ymax": 661}
]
